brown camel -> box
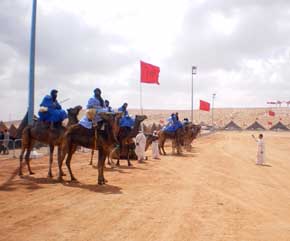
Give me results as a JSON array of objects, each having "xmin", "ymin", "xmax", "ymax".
[
  {"xmin": 172, "ymin": 123, "xmax": 201, "ymax": 153},
  {"xmin": 18, "ymin": 105, "xmax": 82, "ymax": 177},
  {"xmin": 183, "ymin": 124, "xmax": 201, "ymax": 151},
  {"xmin": 89, "ymin": 112, "xmax": 122, "ymax": 165},
  {"xmin": 158, "ymin": 127, "xmax": 185, "ymax": 155},
  {"xmin": 113, "ymin": 115, "xmax": 147, "ymax": 167},
  {"xmin": 58, "ymin": 112, "xmax": 121, "ymax": 185}
]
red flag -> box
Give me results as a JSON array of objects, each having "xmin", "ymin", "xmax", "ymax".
[
  {"xmin": 268, "ymin": 121, "xmax": 272, "ymax": 125},
  {"xmin": 140, "ymin": 61, "xmax": 160, "ymax": 84},
  {"xmin": 268, "ymin": 110, "xmax": 275, "ymax": 117},
  {"xmin": 199, "ymin": 100, "xmax": 210, "ymax": 112}
]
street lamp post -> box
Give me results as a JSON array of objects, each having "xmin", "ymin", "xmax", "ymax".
[
  {"xmin": 28, "ymin": 0, "xmax": 37, "ymax": 125},
  {"xmin": 212, "ymin": 93, "xmax": 216, "ymax": 127},
  {"xmin": 191, "ymin": 66, "xmax": 197, "ymax": 123}
]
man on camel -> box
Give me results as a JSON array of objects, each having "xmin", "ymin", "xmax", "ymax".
[
  {"xmin": 104, "ymin": 100, "xmax": 114, "ymax": 113},
  {"xmin": 79, "ymin": 88, "xmax": 106, "ymax": 129},
  {"xmin": 118, "ymin": 102, "xmax": 134, "ymax": 130},
  {"xmin": 38, "ymin": 89, "xmax": 67, "ymax": 128},
  {"xmin": 163, "ymin": 113, "xmax": 183, "ymax": 132}
]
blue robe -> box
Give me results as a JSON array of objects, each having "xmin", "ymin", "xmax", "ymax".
[
  {"xmin": 38, "ymin": 95, "xmax": 67, "ymax": 122},
  {"xmin": 118, "ymin": 106, "xmax": 134, "ymax": 128},
  {"xmin": 79, "ymin": 116, "xmax": 93, "ymax": 129},
  {"xmin": 87, "ymin": 96, "xmax": 102, "ymax": 109},
  {"xmin": 104, "ymin": 106, "xmax": 114, "ymax": 113},
  {"xmin": 119, "ymin": 116, "xmax": 135, "ymax": 128},
  {"xmin": 86, "ymin": 96, "xmax": 106, "ymax": 122},
  {"xmin": 164, "ymin": 115, "xmax": 183, "ymax": 132},
  {"xmin": 118, "ymin": 106, "xmax": 129, "ymax": 116}
]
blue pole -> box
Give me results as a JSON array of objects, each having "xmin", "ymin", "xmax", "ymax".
[{"xmin": 28, "ymin": 0, "xmax": 37, "ymax": 125}]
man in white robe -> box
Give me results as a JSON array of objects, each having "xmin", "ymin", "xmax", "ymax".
[
  {"xmin": 152, "ymin": 131, "xmax": 160, "ymax": 159},
  {"xmin": 135, "ymin": 130, "xmax": 146, "ymax": 162},
  {"xmin": 252, "ymin": 134, "xmax": 265, "ymax": 165}
]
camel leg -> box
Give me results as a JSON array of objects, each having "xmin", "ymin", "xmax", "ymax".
[
  {"xmin": 66, "ymin": 145, "xmax": 78, "ymax": 182},
  {"xmin": 108, "ymin": 147, "xmax": 117, "ymax": 168},
  {"xmin": 172, "ymin": 140, "xmax": 176, "ymax": 154},
  {"xmin": 97, "ymin": 148, "xmax": 107, "ymax": 185},
  {"xmin": 127, "ymin": 146, "xmax": 132, "ymax": 166},
  {"xmin": 57, "ymin": 145, "xmax": 65, "ymax": 178},
  {"xmin": 19, "ymin": 146, "xmax": 26, "ymax": 176},
  {"xmin": 89, "ymin": 149, "xmax": 94, "ymax": 165},
  {"xmin": 25, "ymin": 148, "xmax": 34, "ymax": 175},
  {"xmin": 160, "ymin": 138, "xmax": 166, "ymax": 155},
  {"xmin": 57, "ymin": 143, "xmax": 67, "ymax": 181},
  {"xmin": 47, "ymin": 145, "xmax": 54, "ymax": 178},
  {"xmin": 116, "ymin": 147, "xmax": 121, "ymax": 166}
]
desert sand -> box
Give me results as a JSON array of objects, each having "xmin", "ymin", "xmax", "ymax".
[{"xmin": 0, "ymin": 131, "xmax": 290, "ymax": 241}]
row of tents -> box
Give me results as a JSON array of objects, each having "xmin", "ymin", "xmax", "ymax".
[
  {"xmin": 143, "ymin": 120, "xmax": 290, "ymax": 133},
  {"xmin": 223, "ymin": 121, "xmax": 289, "ymax": 131},
  {"xmin": 0, "ymin": 121, "xmax": 18, "ymax": 139}
]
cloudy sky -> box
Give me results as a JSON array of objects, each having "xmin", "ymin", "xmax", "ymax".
[{"xmin": 1, "ymin": 0, "xmax": 290, "ymax": 121}]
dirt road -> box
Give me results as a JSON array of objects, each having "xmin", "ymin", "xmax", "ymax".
[{"xmin": 0, "ymin": 131, "xmax": 290, "ymax": 241}]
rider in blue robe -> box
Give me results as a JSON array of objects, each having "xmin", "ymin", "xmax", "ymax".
[
  {"xmin": 118, "ymin": 103, "xmax": 134, "ymax": 128},
  {"xmin": 38, "ymin": 89, "xmax": 67, "ymax": 124},
  {"xmin": 79, "ymin": 88, "xmax": 106, "ymax": 129},
  {"xmin": 164, "ymin": 113, "xmax": 183, "ymax": 132},
  {"xmin": 104, "ymin": 100, "xmax": 114, "ymax": 113}
]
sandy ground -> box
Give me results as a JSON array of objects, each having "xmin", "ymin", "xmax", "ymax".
[{"xmin": 0, "ymin": 131, "xmax": 290, "ymax": 241}]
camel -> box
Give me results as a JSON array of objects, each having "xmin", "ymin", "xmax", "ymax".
[
  {"xmin": 172, "ymin": 123, "xmax": 201, "ymax": 153},
  {"xmin": 158, "ymin": 127, "xmax": 185, "ymax": 155},
  {"xmin": 112, "ymin": 115, "xmax": 147, "ymax": 167},
  {"xmin": 18, "ymin": 105, "xmax": 82, "ymax": 177},
  {"xmin": 183, "ymin": 124, "xmax": 201, "ymax": 151},
  {"xmin": 157, "ymin": 123, "xmax": 201, "ymax": 155},
  {"xmin": 58, "ymin": 112, "xmax": 121, "ymax": 185},
  {"xmin": 88, "ymin": 112, "xmax": 123, "ymax": 166}
]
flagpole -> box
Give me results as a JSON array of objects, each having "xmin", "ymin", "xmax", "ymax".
[
  {"xmin": 28, "ymin": 0, "xmax": 37, "ymax": 125},
  {"xmin": 191, "ymin": 66, "xmax": 197, "ymax": 123},
  {"xmin": 140, "ymin": 82, "xmax": 143, "ymax": 115}
]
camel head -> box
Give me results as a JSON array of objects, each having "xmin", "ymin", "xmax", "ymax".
[
  {"xmin": 67, "ymin": 105, "xmax": 82, "ymax": 116},
  {"xmin": 135, "ymin": 115, "xmax": 147, "ymax": 122},
  {"xmin": 67, "ymin": 105, "xmax": 82, "ymax": 124}
]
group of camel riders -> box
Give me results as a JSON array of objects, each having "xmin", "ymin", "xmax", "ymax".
[
  {"xmin": 38, "ymin": 88, "xmax": 135, "ymax": 130},
  {"xmin": 38, "ymin": 89, "xmax": 191, "ymax": 134},
  {"xmin": 20, "ymin": 88, "xmax": 200, "ymax": 184}
]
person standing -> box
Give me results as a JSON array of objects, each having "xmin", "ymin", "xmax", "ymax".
[
  {"xmin": 152, "ymin": 130, "xmax": 160, "ymax": 160},
  {"xmin": 252, "ymin": 134, "xmax": 265, "ymax": 165},
  {"xmin": 135, "ymin": 130, "xmax": 146, "ymax": 163}
]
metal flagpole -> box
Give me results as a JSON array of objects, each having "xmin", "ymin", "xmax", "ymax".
[
  {"xmin": 140, "ymin": 82, "xmax": 143, "ymax": 114},
  {"xmin": 212, "ymin": 93, "xmax": 216, "ymax": 127},
  {"xmin": 191, "ymin": 66, "xmax": 197, "ymax": 123},
  {"xmin": 28, "ymin": 0, "xmax": 37, "ymax": 125}
]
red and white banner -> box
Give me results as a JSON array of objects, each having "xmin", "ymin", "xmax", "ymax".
[
  {"xmin": 140, "ymin": 61, "xmax": 160, "ymax": 85},
  {"xmin": 199, "ymin": 100, "xmax": 210, "ymax": 112}
]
